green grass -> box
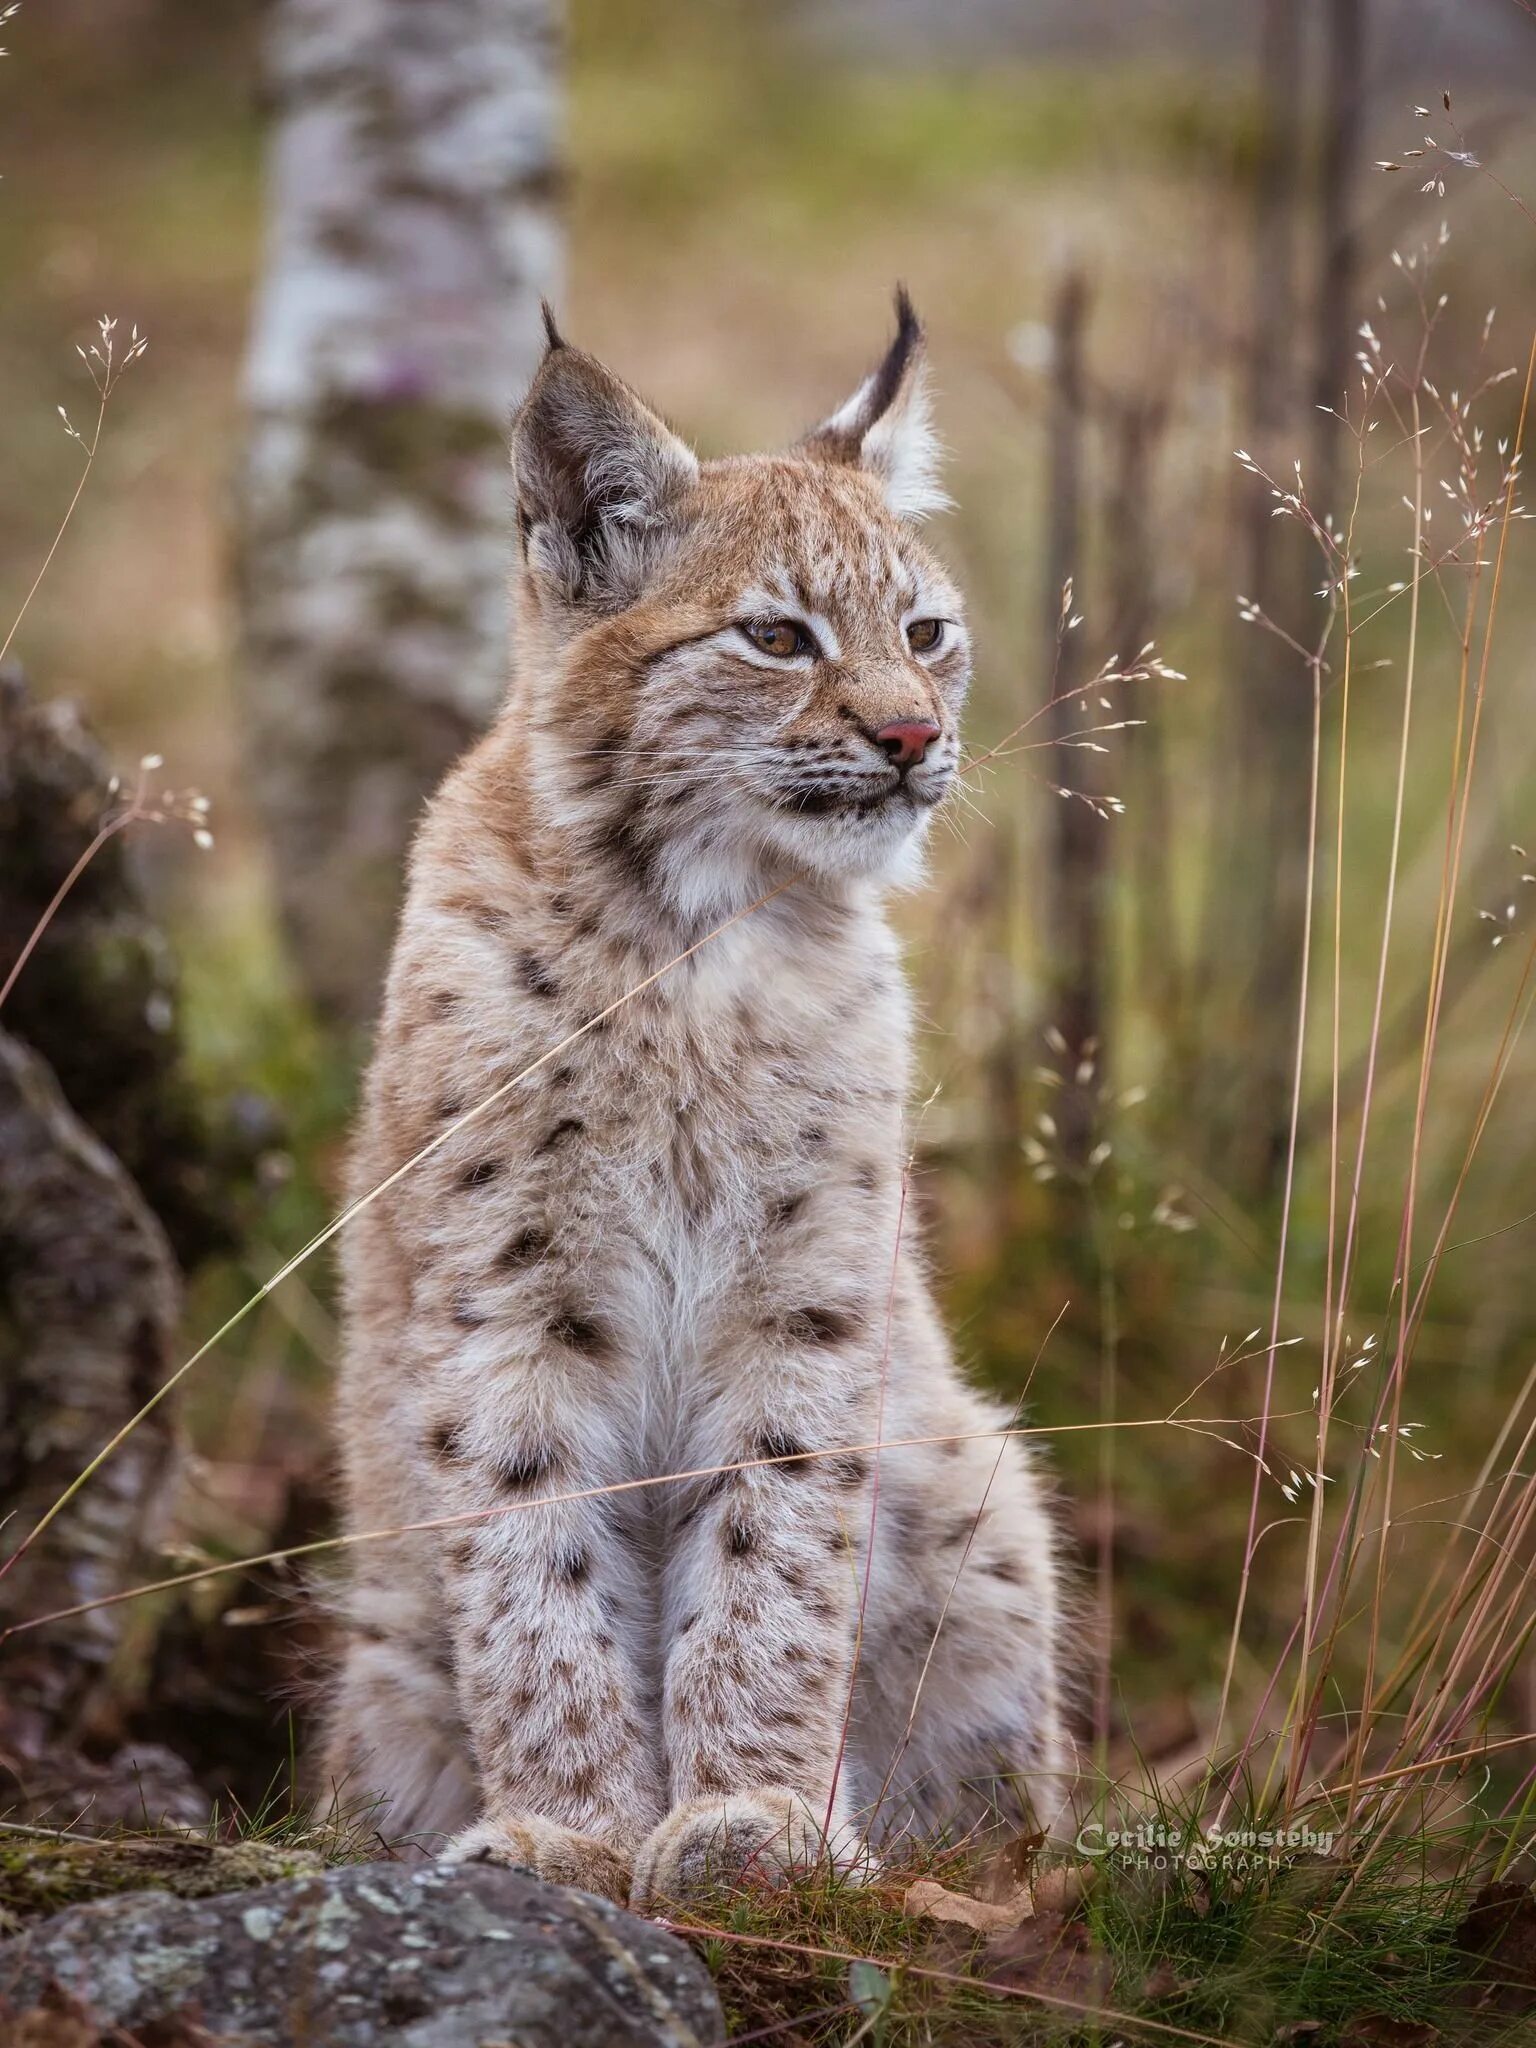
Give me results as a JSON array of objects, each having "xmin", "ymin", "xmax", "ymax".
[
  {"xmin": 572, "ymin": 54, "xmax": 1265, "ymax": 233},
  {"xmin": 662, "ymin": 1799, "xmax": 1535, "ymax": 2045}
]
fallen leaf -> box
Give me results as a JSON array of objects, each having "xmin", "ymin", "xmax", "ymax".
[
  {"xmin": 0, "ymin": 1985, "xmax": 215, "ymax": 2048},
  {"xmin": 1030, "ymin": 1863, "xmax": 1094, "ymax": 1917},
  {"xmin": 975, "ymin": 1830, "xmax": 1046, "ymax": 1904},
  {"xmin": 904, "ymin": 1876, "xmax": 1033, "ymax": 1934},
  {"xmin": 0, "ymin": 1983, "xmax": 103, "ymax": 2048},
  {"xmin": 1336, "ymin": 2017, "xmax": 1439, "ymax": 2047},
  {"xmin": 1455, "ymin": 1878, "xmax": 1536, "ymax": 2013},
  {"xmin": 904, "ymin": 1854, "xmax": 1096, "ymax": 1942},
  {"xmin": 1140, "ymin": 1959, "xmax": 1197, "ymax": 2001},
  {"xmin": 985, "ymin": 1910, "xmax": 1112, "ymax": 2007}
]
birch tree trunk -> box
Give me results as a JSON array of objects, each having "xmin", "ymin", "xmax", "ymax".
[{"xmin": 236, "ymin": 0, "xmax": 562, "ymax": 1022}]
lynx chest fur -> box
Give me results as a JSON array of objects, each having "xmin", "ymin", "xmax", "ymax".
[
  {"xmin": 328, "ymin": 295, "xmax": 1065, "ymax": 1908},
  {"xmin": 368, "ymin": 846, "xmax": 910, "ymax": 1460}
]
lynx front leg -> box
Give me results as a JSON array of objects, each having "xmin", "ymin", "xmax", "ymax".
[
  {"xmin": 424, "ymin": 1344, "xmax": 665, "ymax": 1903},
  {"xmin": 633, "ymin": 1316, "xmax": 878, "ymax": 1907}
]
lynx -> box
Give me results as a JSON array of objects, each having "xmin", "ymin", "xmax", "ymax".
[{"xmin": 325, "ymin": 293, "xmax": 1066, "ymax": 1908}]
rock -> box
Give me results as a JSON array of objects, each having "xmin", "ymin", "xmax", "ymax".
[
  {"xmin": 0, "ymin": 1742, "xmax": 209, "ymax": 1837},
  {"xmin": 0, "ymin": 1859, "xmax": 724, "ymax": 2047},
  {"xmin": 0, "ymin": 666, "xmax": 243, "ymax": 1271}
]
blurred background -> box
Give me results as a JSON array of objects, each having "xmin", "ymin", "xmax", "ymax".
[{"xmin": 3, "ymin": 0, "xmax": 1536, "ymax": 1825}]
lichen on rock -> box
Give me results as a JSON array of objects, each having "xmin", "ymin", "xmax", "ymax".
[{"xmin": 0, "ymin": 1858, "xmax": 724, "ymax": 2047}]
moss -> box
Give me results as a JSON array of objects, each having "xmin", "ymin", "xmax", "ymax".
[{"xmin": 0, "ymin": 1836, "xmax": 324, "ymax": 1927}]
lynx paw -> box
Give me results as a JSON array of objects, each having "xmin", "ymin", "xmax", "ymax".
[
  {"xmin": 444, "ymin": 1814, "xmax": 634, "ymax": 1906},
  {"xmin": 630, "ymin": 1787, "xmax": 829, "ymax": 1909}
]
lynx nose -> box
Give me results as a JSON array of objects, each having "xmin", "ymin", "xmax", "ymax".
[{"xmin": 875, "ymin": 719, "xmax": 941, "ymax": 769}]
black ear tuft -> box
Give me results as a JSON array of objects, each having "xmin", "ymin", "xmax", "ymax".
[
  {"xmin": 866, "ymin": 285, "xmax": 922, "ymax": 422},
  {"xmin": 794, "ymin": 288, "xmax": 945, "ymax": 520},
  {"xmin": 540, "ymin": 300, "xmax": 566, "ymax": 353}
]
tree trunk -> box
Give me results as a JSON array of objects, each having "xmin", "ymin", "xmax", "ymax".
[
  {"xmin": 1313, "ymin": 0, "xmax": 1365, "ymax": 515},
  {"xmin": 236, "ymin": 0, "xmax": 563, "ymax": 1023},
  {"xmin": 1106, "ymin": 394, "xmax": 1179, "ymax": 1064},
  {"xmin": 1040, "ymin": 269, "xmax": 1108, "ymax": 1163},
  {"xmin": 1202, "ymin": 0, "xmax": 1315, "ymax": 1200}
]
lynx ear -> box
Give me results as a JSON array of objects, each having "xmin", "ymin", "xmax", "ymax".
[
  {"xmin": 512, "ymin": 311, "xmax": 699, "ymax": 611},
  {"xmin": 798, "ymin": 288, "xmax": 947, "ymax": 520}
]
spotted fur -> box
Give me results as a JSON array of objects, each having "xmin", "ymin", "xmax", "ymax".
[{"xmin": 324, "ymin": 295, "xmax": 1066, "ymax": 1907}]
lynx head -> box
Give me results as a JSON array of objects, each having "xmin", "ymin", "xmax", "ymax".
[{"xmin": 510, "ymin": 291, "xmax": 969, "ymax": 920}]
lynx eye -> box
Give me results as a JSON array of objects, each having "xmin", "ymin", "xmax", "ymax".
[
  {"xmin": 907, "ymin": 618, "xmax": 945, "ymax": 654},
  {"xmin": 741, "ymin": 619, "xmax": 812, "ymax": 660}
]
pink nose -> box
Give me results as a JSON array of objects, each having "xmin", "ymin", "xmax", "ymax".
[{"xmin": 875, "ymin": 719, "xmax": 941, "ymax": 769}]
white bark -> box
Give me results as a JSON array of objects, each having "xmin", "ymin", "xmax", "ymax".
[{"xmin": 237, "ymin": 0, "xmax": 562, "ymax": 1020}]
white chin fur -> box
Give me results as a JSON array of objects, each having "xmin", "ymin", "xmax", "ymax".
[
  {"xmin": 757, "ymin": 796, "xmax": 934, "ymax": 888},
  {"xmin": 640, "ymin": 790, "xmax": 937, "ymax": 927}
]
